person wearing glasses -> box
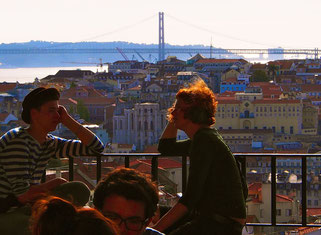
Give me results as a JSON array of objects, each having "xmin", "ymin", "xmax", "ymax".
[
  {"xmin": 93, "ymin": 168, "xmax": 164, "ymax": 235},
  {"xmin": 153, "ymin": 79, "xmax": 247, "ymax": 235}
]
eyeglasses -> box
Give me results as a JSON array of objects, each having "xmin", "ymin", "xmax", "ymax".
[{"xmin": 103, "ymin": 212, "xmax": 148, "ymax": 231}]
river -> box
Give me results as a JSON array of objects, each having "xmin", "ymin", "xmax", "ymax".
[{"xmin": 0, "ymin": 66, "xmax": 104, "ymax": 83}]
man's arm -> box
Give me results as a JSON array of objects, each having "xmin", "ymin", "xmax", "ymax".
[
  {"xmin": 58, "ymin": 105, "xmax": 98, "ymax": 146},
  {"xmin": 158, "ymin": 122, "xmax": 191, "ymax": 156},
  {"xmin": 153, "ymin": 202, "xmax": 188, "ymax": 232},
  {"xmin": 160, "ymin": 122, "xmax": 177, "ymax": 139},
  {"xmin": 17, "ymin": 178, "xmax": 67, "ymax": 204}
]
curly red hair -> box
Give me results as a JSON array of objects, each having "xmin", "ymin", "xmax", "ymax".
[{"xmin": 168, "ymin": 79, "xmax": 217, "ymax": 126}]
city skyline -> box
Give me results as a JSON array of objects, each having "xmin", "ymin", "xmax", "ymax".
[{"xmin": 1, "ymin": 0, "xmax": 321, "ymax": 49}]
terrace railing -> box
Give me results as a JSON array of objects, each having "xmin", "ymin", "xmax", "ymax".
[{"xmin": 64, "ymin": 152, "xmax": 321, "ymax": 228}]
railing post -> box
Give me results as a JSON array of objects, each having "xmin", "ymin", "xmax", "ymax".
[
  {"xmin": 151, "ymin": 156, "xmax": 158, "ymax": 182},
  {"xmin": 302, "ymin": 156, "xmax": 307, "ymax": 226},
  {"xmin": 125, "ymin": 156, "xmax": 130, "ymax": 168},
  {"xmin": 69, "ymin": 157, "xmax": 74, "ymax": 181},
  {"xmin": 182, "ymin": 155, "xmax": 187, "ymax": 193},
  {"xmin": 271, "ymin": 155, "xmax": 276, "ymax": 226},
  {"xmin": 96, "ymin": 155, "xmax": 102, "ymax": 183}
]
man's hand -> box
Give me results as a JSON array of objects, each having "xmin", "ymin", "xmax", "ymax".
[
  {"xmin": 58, "ymin": 105, "xmax": 71, "ymax": 126},
  {"xmin": 17, "ymin": 178, "xmax": 67, "ymax": 205}
]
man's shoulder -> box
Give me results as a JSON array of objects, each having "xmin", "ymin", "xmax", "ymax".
[
  {"xmin": 0, "ymin": 127, "xmax": 26, "ymax": 143},
  {"xmin": 144, "ymin": 227, "xmax": 165, "ymax": 235}
]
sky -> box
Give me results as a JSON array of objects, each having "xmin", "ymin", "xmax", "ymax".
[{"xmin": 1, "ymin": 0, "xmax": 321, "ymax": 49}]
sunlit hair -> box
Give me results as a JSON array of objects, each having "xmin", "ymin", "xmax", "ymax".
[
  {"xmin": 168, "ymin": 78, "xmax": 218, "ymax": 126},
  {"xmin": 93, "ymin": 168, "xmax": 159, "ymax": 219},
  {"xmin": 30, "ymin": 196, "xmax": 119, "ymax": 235}
]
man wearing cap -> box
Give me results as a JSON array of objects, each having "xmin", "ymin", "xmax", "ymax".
[{"xmin": 0, "ymin": 87, "xmax": 104, "ymax": 234}]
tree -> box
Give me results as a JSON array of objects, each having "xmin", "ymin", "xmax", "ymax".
[
  {"xmin": 267, "ymin": 64, "xmax": 279, "ymax": 83},
  {"xmin": 250, "ymin": 70, "xmax": 270, "ymax": 82},
  {"xmin": 76, "ymin": 100, "xmax": 90, "ymax": 121},
  {"xmin": 70, "ymin": 82, "xmax": 77, "ymax": 88}
]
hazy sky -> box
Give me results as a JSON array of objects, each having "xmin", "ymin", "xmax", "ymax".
[{"xmin": 1, "ymin": 0, "xmax": 320, "ymax": 49}]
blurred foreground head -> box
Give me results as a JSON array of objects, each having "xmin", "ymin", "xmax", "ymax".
[{"xmin": 31, "ymin": 196, "xmax": 119, "ymax": 235}]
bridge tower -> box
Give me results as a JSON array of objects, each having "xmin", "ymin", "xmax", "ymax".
[{"xmin": 158, "ymin": 12, "xmax": 165, "ymax": 62}]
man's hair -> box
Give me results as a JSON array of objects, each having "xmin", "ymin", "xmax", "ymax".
[
  {"xmin": 168, "ymin": 79, "xmax": 218, "ymax": 126},
  {"xmin": 93, "ymin": 168, "xmax": 159, "ymax": 219},
  {"xmin": 21, "ymin": 87, "xmax": 60, "ymax": 124}
]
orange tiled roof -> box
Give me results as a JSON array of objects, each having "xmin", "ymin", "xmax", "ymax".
[
  {"xmin": 306, "ymin": 208, "xmax": 321, "ymax": 216},
  {"xmin": 77, "ymin": 97, "xmax": 116, "ymax": 105},
  {"xmin": 251, "ymin": 63, "xmax": 266, "ymax": 69},
  {"xmin": 300, "ymin": 84, "xmax": 321, "ymax": 92},
  {"xmin": 0, "ymin": 83, "xmax": 17, "ymax": 92},
  {"xmin": 140, "ymin": 158, "xmax": 182, "ymax": 169},
  {"xmin": 276, "ymin": 194, "xmax": 293, "ymax": 202}
]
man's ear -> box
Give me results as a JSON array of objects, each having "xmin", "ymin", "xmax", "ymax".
[{"xmin": 30, "ymin": 108, "xmax": 38, "ymax": 121}]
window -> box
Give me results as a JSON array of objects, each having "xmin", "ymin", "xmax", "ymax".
[
  {"xmin": 276, "ymin": 209, "xmax": 281, "ymax": 216},
  {"xmin": 315, "ymin": 200, "xmax": 319, "ymax": 206},
  {"xmin": 286, "ymin": 209, "xmax": 292, "ymax": 216},
  {"xmin": 290, "ymin": 126, "xmax": 294, "ymax": 134}
]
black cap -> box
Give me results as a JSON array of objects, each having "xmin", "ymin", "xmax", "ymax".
[{"xmin": 21, "ymin": 87, "xmax": 60, "ymax": 124}]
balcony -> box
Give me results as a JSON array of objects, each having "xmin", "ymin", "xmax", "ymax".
[{"xmin": 46, "ymin": 152, "xmax": 321, "ymax": 233}]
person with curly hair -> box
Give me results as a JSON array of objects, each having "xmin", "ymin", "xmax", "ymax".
[
  {"xmin": 93, "ymin": 168, "xmax": 164, "ymax": 235},
  {"xmin": 153, "ymin": 79, "xmax": 247, "ymax": 235},
  {"xmin": 31, "ymin": 196, "xmax": 119, "ymax": 235}
]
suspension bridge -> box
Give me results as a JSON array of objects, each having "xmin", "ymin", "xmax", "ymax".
[{"xmin": 0, "ymin": 12, "xmax": 319, "ymax": 61}]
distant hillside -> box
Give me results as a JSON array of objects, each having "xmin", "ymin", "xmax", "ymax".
[{"xmin": 0, "ymin": 41, "xmax": 232, "ymax": 68}]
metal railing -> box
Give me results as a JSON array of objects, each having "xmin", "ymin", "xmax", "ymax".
[{"xmin": 65, "ymin": 152, "xmax": 321, "ymax": 228}]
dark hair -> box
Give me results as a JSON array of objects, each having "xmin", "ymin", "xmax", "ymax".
[
  {"xmin": 93, "ymin": 168, "xmax": 158, "ymax": 219},
  {"xmin": 21, "ymin": 87, "xmax": 60, "ymax": 124},
  {"xmin": 168, "ymin": 79, "xmax": 217, "ymax": 126},
  {"xmin": 31, "ymin": 197, "xmax": 119, "ymax": 235}
]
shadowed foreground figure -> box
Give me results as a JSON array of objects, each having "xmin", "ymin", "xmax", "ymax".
[
  {"xmin": 31, "ymin": 196, "xmax": 119, "ymax": 235},
  {"xmin": 0, "ymin": 87, "xmax": 104, "ymax": 234},
  {"xmin": 93, "ymin": 168, "xmax": 164, "ymax": 235},
  {"xmin": 153, "ymin": 79, "xmax": 248, "ymax": 235}
]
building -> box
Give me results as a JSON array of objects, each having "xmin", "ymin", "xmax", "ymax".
[{"xmin": 113, "ymin": 103, "xmax": 167, "ymax": 150}]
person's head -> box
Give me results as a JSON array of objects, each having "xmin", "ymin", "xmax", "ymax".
[
  {"xmin": 31, "ymin": 196, "xmax": 119, "ymax": 235},
  {"xmin": 21, "ymin": 87, "xmax": 61, "ymax": 131},
  {"xmin": 168, "ymin": 79, "xmax": 217, "ymax": 129},
  {"xmin": 93, "ymin": 168, "xmax": 159, "ymax": 235}
]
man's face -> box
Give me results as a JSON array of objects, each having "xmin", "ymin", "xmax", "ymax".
[
  {"xmin": 101, "ymin": 194, "xmax": 150, "ymax": 235},
  {"xmin": 171, "ymin": 98, "xmax": 191, "ymax": 131},
  {"xmin": 31, "ymin": 100, "xmax": 60, "ymax": 132}
]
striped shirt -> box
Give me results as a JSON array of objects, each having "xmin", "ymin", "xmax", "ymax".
[{"xmin": 0, "ymin": 127, "xmax": 104, "ymax": 198}]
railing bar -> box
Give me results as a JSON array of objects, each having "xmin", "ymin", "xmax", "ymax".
[
  {"xmin": 96, "ymin": 155, "xmax": 102, "ymax": 183},
  {"xmin": 125, "ymin": 156, "xmax": 130, "ymax": 168},
  {"xmin": 271, "ymin": 156, "xmax": 276, "ymax": 226},
  {"xmin": 65, "ymin": 153, "xmax": 315, "ymax": 228},
  {"xmin": 302, "ymin": 156, "xmax": 307, "ymax": 226},
  {"xmin": 182, "ymin": 156, "xmax": 187, "ymax": 193},
  {"xmin": 151, "ymin": 156, "xmax": 158, "ymax": 182},
  {"xmin": 69, "ymin": 157, "xmax": 74, "ymax": 181},
  {"xmin": 246, "ymin": 223, "xmax": 321, "ymax": 227}
]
